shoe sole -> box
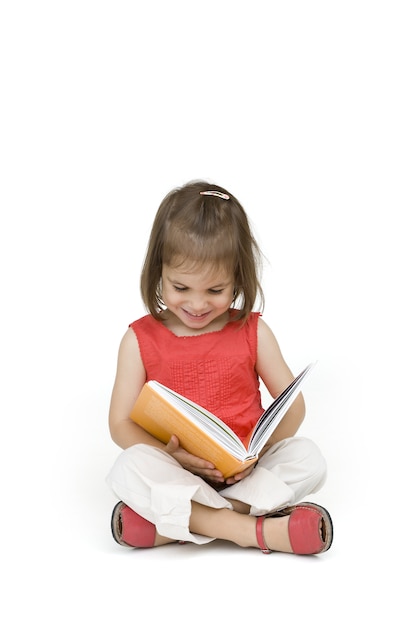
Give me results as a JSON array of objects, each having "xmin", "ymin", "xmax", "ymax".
[{"xmin": 111, "ymin": 501, "xmax": 133, "ymax": 547}]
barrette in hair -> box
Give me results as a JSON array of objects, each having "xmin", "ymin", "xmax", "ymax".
[{"xmin": 200, "ymin": 190, "xmax": 230, "ymax": 200}]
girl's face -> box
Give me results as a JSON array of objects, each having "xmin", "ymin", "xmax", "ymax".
[{"xmin": 161, "ymin": 262, "xmax": 235, "ymax": 331}]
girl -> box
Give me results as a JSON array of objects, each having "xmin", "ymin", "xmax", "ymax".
[{"xmin": 106, "ymin": 181, "xmax": 333, "ymax": 554}]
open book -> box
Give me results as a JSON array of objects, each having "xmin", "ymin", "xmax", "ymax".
[{"xmin": 130, "ymin": 362, "xmax": 316, "ymax": 479}]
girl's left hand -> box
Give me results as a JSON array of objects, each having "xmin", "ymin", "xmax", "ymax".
[
  {"xmin": 165, "ymin": 435, "xmax": 226, "ymax": 483},
  {"xmin": 224, "ymin": 463, "xmax": 256, "ymax": 485}
]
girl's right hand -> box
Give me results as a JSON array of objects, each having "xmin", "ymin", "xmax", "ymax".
[{"xmin": 164, "ymin": 435, "xmax": 225, "ymax": 484}]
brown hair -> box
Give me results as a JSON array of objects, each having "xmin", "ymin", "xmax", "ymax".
[{"xmin": 140, "ymin": 180, "xmax": 264, "ymax": 323}]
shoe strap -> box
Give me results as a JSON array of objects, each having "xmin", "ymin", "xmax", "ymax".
[{"xmin": 256, "ymin": 516, "xmax": 271, "ymax": 554}]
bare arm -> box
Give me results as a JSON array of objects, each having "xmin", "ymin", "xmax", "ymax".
[
  {"xmin": 255, "ymin": 317, "xmax": 306, "ymax": 450},
  {"xmin": 108, "ymin": 327, "xmax": 225, "ymax": 481},
  {"xmin": 224, "ymin": 318, "xmax": 306, "ymax": 485},
  {"xmin": 108, "ymin": 328, "xmax": 168, "ymax": 450}
]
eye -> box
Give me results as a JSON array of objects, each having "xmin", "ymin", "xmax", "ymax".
[
  {"xmin": 173, "ymin": 285, "xmax": 187, "ymax": 292},
  {"xmin": 209, "ymin": 288, "xmax": 224, "ymax": 295}
]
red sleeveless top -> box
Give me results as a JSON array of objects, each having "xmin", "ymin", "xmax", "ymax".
[{"xmin": 129, "ymin": 311, "xmax": 264, "ymax": 441}]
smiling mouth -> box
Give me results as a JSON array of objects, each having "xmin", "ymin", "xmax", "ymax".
[{"xmin": 183, "ymin": 309, "xmax": 210, "ymax": 319}]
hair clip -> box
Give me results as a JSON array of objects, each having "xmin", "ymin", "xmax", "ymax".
[{"xmin": 199, "ymin": 190, "xmax": 230, "ymax": 200}]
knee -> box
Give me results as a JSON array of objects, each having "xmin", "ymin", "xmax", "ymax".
[{"xmin": 295, "ymin": 437, "xmax": 327, "ymax": 482}]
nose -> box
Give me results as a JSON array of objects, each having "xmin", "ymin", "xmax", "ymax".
[{"xmin": 187, "ymin": 294, "xmax": 207, "ymax": 312}]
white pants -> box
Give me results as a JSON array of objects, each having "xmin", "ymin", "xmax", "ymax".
[{"xmin": 106, "ymin": 436, "xmax": 327, "ymax": 544}]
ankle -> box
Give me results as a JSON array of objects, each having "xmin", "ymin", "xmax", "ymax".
[
  {"xmin": 153, "ymin": 532, "xmax": 177, "ymax": 547},
  {"xmin": 261, "ymin": 516, "xmax": 293, "ymax": 553}
]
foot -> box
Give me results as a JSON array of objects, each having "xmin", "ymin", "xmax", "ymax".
[
  {"xmin": 111, "ymin": 502, "xmax": 176, "ymax": 548},
  {"xmin": 258, "ymin": 515, "xmax": 293, "ymax": 553},
  {"xmin": 111, "ymin": 502, "xmax": 156, "ymax": 547},
  {"xmin": 256, "ymin": 502, "xmax": 333, "ymax": 555}
]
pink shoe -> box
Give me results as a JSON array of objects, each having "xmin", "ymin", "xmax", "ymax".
[
  {"xmin": 256, "ymin": 502, "xmax": 333, "ymax": 555},
  {"xmin": 111, "ymin": 502, "xmax": 156, "ymax": 548}
]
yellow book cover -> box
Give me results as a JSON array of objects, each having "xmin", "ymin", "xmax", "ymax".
[
  {"xmin": 130, "ymin": 383, "xmax": 256, "ymax": 477},
  {"xmin": 129, "ymin": 363, "xmax": 315, "ymax": 479}
]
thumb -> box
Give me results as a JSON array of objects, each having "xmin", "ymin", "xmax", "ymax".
[{"xmin": 165, "ymin": 434, "xmax": 180, "ymax": 455}]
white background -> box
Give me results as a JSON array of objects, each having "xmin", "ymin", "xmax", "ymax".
[{"xmin": 1, "ymin": 1, "xmax": 415, "ymax": 623}]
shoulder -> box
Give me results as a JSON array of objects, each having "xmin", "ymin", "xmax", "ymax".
[
  {"xmin": 120, "ymin": 312, "xmax": 157, "ymax": 350},
  {"xmin": 118, "ymin": 326, "xmax": 140, "ymax": 357},
  {"xmin": 116, "ymin": 326, "xmax": 147, "ymax": 378},
  {"xmin": 129, "ymin": 314, "xmax": 164, "ymax": 339},
  {"xmin": 257, "ymin": 315, "xmax": 274, "ymax": 336},
  {"xmin": 254, "ymin": 314, "xmax": 275, "ymax": 341},
  {"xmin": 256, "ymin": 316, "xmax": 283, "ymax": 356},
  {"xmin": 240, "ymin": 310, "xmax": 262, "ymax": 332},
  {"xmin": 129, "ymin": 314, "xmax": 154, "ymax": 331}
]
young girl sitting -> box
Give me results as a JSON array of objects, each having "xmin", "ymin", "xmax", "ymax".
[{"xmin": 106, "ymin": 181, "xmax": 333, "ymax": 554}]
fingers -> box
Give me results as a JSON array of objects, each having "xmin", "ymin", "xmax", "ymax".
[
  {"xmin": 165, "ymin": 436, "xmax": 225, "ymax": 482},
  {"xmin": 165, "ymin": 434, "xmax": 180, "ymax": 455},
  {"xmin": 225, "ymin": 465, "xmax": 255, "ymax": 485}
]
